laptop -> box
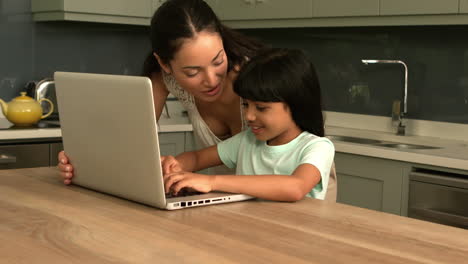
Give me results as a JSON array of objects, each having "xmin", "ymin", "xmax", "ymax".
[{"xmin": 54, "ymin": 71, "xmax": 253, "ymax": 210}]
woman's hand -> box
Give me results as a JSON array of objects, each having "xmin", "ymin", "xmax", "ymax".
[
  {"xmin": 160, "ymin": 155, "xmax": 183, "ymax": 175},
  {"xmin": 163, "ymin": 171, "xmax": 215, "ymax": 195},
  {"xmin": 57, "ymin": 151, "xmax": 74, "ymax": 185}
]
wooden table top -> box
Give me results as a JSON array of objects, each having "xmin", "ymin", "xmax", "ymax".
[{"xmin": 1, "ymin": 167, "xmax": 467, "ymax": 264}]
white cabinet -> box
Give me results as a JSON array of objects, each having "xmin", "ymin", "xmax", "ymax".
[
  {"xmin": 312, "ymin": 0, "xmax": 379, "ymax": 17},
  {"xmin": 31, "ymin": 0, "xmax": 152, "ymax": 25},
  {"xmin": 380, "ymin": 0, "xmax": 460, "ymax": 15},
  {"xmin": 220, "ymin": 0, "xmax": 312, "ymax": 20}
]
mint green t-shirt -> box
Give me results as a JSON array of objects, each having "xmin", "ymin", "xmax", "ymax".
[{"xmin": 217, "ymin": 129, "xmax": 335, "ymax": 200}]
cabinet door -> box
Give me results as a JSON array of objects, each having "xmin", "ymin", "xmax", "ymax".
[
  {"xmin": 152, "ymin": 0, "xmax": 166, "ymax": 12},
  {"xmin": 63, "ymin": 0, "xmax": 152, "ymax": 17},
  {"xmin": 312, "ymin": 0, "xmax": 379, "ymax": 17},
  {"xmin": 0, "ymin": 144, "xmax": 50, "ymax": 169},
  {"xmin": 219, "ymin": 0, "xmax": 257, "ymax": 20},
  {"xmin": 50, "ymin": 142, "xmax": 64, "ymax": 167},
  {"xmin": 204, "ymin": 0, "xmax": 222, "ymax": 18},
  {"xmin": 380, "ymin": 0, "xmax": 459, "ymax": 15},
  {"xmin": 158, "ymin": 132, "xmax": 185, "ymax": 157},
  {"xmin": 254, "ymin": 0, "xmax": 311, "ymax": 19},
  {"xmin": 221, "ymin": 0, "xmax": 311, "ymax": 20},
  {"xmin": 335, "ymin": 153, "xmax": 410, "ymax": 215},
  {"xmin": 460, "ymin": 0, "xmax": 468, "ymax": 13}
]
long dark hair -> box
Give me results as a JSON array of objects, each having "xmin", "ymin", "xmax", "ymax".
[
  {"xmin": 234, "ymin": 48, "xmax": 325, "ymax": 137},
  {"xmin": 142, "ymin": 0, "xmax": 264, "ymax": 77}
]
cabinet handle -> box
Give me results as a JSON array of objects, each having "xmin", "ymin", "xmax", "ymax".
[{"xmin": 0, "ymin": 154, "xmax": 16, "ymax": 164}]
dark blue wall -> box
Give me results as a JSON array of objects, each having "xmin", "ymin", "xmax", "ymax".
[
  {"xmin": 240, "ymin": 26, "xmax": 468, "ymax": 124},
  {"xmin": 1, "ymin": 1, "xmax": 467, "ymax": 124},
  {"xmin": 0, "ymin": 0, "xmax": 149, "ymax": 101}
]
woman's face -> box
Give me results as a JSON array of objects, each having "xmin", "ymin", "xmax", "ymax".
[{"xmin": 162, "ymin": 31, "xmax": 228, "ymax": 102}]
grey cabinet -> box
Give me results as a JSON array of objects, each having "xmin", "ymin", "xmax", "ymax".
[
  {"xmin": 380, "ymin": 0, "xmax": 460, "ymax": 15},
  {"xmin": 335, "ymin": 152, "xmax": 411, "ymax": 215},
  {"xmin": 158, "ymin": 132, "xmax": 186, "ymax": 157},
  {"xmin": 460, "ymin": 0, "xmax": 468, "ymax": 13},
  {"xmin": 220, "ymin": 0, "xmax": 311, "ymax": 20},
  {"xmin": 0, "ymin": 143, "xmax": 50, "ymax": 169},
  {"xmin": 0, "ymin": 139, "xmax": 64, "ymax": 169},
  {"xmin": 31, "ymin": 0, "xmax": 152, "ymax": 25},
  {"xmin": 152, "ymin": 0, "xmax": 165, "ymax": 12},
  {"xmin": 50, "ymin": 142, "xmax": 64, "ymax": 166},
  {"xmin": 158, "ymin": 131, "xmax": 199, "ymax": 156},
  {"xmin": 151, "ymin": 0, "xmax": 220, "ymax": 16},
  {"xmin": 312, "ymin": 0, "xmax": 379, "ymax": 17}
]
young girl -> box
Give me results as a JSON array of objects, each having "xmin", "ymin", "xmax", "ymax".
[{"xmin": 162, "ymin": 48, "xmax": 335, "ymax": 201}]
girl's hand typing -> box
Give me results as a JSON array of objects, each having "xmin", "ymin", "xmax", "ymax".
[
  {"xmin": 160, "ymin": 155, "xmax": 183, "ymax": 175},
  {"xmin": 163, "ymin": 171, "xmax": 215, "ymax": 195}
]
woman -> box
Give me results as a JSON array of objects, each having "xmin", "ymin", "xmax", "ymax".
[{"xmin": 58, "ymin": 0, "xmax": 265, "ymax": 182}]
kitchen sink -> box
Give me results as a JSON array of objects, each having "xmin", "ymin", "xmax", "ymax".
[
  {"xmin": 377, "ymin": 143, "xmax": 441, "ymax": 150},
  {"xmin": 327, "ymin": 135, "xmax": 442, "ymax": 150},
  {"xmin": 327, "ymin": 135, "xmax": 383, "ymax": 145}
]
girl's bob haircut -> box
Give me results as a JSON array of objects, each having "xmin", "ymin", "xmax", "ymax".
[{"xmin": 234, "ymin": 48, "xmax": 325, "ymax": 137}]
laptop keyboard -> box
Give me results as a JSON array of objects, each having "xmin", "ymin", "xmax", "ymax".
[{"xmin": 165, "ymin": 189, "xmax": 203, "ymax": 198}]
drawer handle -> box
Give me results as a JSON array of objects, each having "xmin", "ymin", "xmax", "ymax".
[{"xmin": 0, "ymin": 154, "xmax": 16, "ymax": 164}]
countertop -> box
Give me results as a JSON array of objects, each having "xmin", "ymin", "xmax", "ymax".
[
  {"xmin": 0, "ymin": 115, "xmax": 193, "ymax": 141},
  {"xmin": 326, "ymin": 126, "xmax": 468, "ymax": 171},
  {"xmin": 1, "ymin": 167, "xmax": 467, "ymax": 263},
  {"xmin": 1, "ymin": 114, "xmax": 467, "ymax": 171}
]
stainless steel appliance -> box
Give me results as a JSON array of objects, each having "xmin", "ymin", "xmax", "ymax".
[
  {"xmin": 25, "ymin": 78, "xmax": 59, "ymax": 121},
  {"xmin": 408, "ymin": 169, "xmax": 468, "ymax": 229}
]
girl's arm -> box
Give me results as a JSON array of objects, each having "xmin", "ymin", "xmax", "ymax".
[
  {"xmin": 213, "ymin": 163, "xmax": 321, "ymax": 201},
  {"xmin": 164, "ymin": 163, "xmax": 321, "ymax": 202},
  {"xmin": 161, "ymin": 145, "xmax": 224, "ymax": 174}
]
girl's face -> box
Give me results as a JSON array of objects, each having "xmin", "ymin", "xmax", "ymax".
[
  {"xmin": 243, "ymin": 99, "xmax": 302, "ymax": 146},
  {"xmin": 158, "ymin": 31, "xmax": 228, "ymax": 102}
]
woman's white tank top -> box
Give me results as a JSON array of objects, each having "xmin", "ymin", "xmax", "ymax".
[{"xmin": 162, "ymin": 73, "xmax": 246, "ymax": 175}]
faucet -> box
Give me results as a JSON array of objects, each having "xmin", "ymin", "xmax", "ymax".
[{"xmin": 361, "ymin": 59, "xmax": 408, "ymax": 135}]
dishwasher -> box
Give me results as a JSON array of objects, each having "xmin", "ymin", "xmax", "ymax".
[{"xmin": 408, "ymin": 168, "xmax": 468, "ymax": 229}]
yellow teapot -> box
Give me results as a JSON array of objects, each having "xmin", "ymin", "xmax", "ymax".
[{"xmin": 0, "ymin": 92, "xmax": 54, "ymax": 126}]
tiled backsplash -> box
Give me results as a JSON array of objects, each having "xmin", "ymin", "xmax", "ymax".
[{"xmin": 1, "ymin": 1, "xmax": 467, "ymax": 125}]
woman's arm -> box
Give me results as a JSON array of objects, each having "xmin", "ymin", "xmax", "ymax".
[
  {"xmin": 164, "ymin": 163, "xmax": 321, "ymax": 202},
  {"xmin": 150, "ymin": 71, "xmax": 169, "ymax": 121}
]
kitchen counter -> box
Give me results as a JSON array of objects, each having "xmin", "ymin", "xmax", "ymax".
[
  {"xmin": 1, "ymin": 167, "xmax": 467, "ymax": 263},
  {"xmin": 327, "ymin": 126, "xmax": 468, "ymax": 171},
  {"xmin": 0, "ymin": 116, "xmax": 193, "ymax": 141}
]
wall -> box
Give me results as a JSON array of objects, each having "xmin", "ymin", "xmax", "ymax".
[
  {"xmin": 1, "ymin": 0, "xmax": 467, "ymax": 125},
  {"xmin": 0, "ymin": 0, "xmax": 150, "ymax": 102},
  {"xmin": 241, "ymin": 26, "xmax": 468, "ymax": 124}
]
